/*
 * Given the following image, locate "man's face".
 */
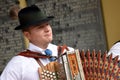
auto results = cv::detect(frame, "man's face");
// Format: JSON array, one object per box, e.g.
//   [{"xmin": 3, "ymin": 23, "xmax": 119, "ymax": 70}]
[{"xmin": 24, "ymin": 22, "xmax": 53, "ymax": 47}]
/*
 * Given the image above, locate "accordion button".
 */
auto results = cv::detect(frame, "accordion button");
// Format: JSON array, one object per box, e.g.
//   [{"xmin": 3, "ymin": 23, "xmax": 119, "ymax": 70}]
[
  {"xmin": 47, "ymin": 74, "xmax": 50, "ymax": 77},
  {"xmin": 52, "ymin": 72, "xmax": 55, "ymax": 75},
  {"xmin": 41, "ymin": 72, "xmax": 44, "ymax": 75},
  {"xmin": 49, "ymin": 72, "xmax": 52, "ymax": 74},
  {"xmin": 46, "ymin": 70, "xmax": 49, "ymax": 73},
  {"xmin": 41, "ymin": 75, "xmax": 45, "ymax": 78},
  {"xmin": 44, "ymin": 73, "xmax": 47, "ymax": 76},
  {"xmin": 53, "ymin": 76, "xmax": 57, "ymax": 79},
  {"xmin": 50, "ymin": 75, "xmax": 53, "ymax": 78}
]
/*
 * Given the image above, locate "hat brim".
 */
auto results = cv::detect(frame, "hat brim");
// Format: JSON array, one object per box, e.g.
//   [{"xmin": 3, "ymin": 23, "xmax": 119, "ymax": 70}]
[{"xmin": 15, "ymin": 16, "xmax": 54, "ymax": 30}]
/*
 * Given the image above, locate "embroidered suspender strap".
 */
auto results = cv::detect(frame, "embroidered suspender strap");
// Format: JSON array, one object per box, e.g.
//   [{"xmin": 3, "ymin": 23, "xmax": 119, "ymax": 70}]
[
  {"xmin": 18, "ymin": 45, "xmax": 69, "ymax": 66},
  {"xmin": 18, "ymin": 50, "xmax": 51, "ymax": 59},
  {"xmin": 18, "ymin": 50, "xmax": 49, "ymax": 67}
]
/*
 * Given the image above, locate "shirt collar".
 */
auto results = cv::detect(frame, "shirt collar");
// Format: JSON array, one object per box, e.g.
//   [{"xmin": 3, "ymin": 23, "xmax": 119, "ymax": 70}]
[{"xmin": 28, "ymin": 43, "xmax": 51, "ymax": 54}]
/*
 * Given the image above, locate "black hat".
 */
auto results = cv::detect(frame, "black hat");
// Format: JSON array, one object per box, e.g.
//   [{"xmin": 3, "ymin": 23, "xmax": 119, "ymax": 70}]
[{"xmin": 15, "ymin": 5, "xmax": 54, "ymax": 30}]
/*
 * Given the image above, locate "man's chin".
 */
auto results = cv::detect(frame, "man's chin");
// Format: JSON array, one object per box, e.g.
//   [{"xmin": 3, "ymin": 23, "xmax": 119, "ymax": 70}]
[{"xmin": 48, "ymin": 39, "xmax": 53, "ymax": 43}]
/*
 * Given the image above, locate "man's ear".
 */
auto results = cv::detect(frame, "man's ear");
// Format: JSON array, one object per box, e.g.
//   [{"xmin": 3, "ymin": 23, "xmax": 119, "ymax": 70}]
[{"xmin": 23, "ymin": 31, "xmax": 31, "ymax": 40}]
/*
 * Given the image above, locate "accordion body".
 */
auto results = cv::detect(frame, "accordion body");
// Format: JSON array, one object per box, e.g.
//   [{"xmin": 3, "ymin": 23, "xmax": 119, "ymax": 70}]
[{"xmin": 38, "ymin": 49, "xmax": 120, "ymax": 80}]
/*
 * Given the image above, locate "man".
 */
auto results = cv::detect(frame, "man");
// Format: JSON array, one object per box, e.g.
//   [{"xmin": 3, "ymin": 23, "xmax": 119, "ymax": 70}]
[
  {"xmin": 108, "ymin": 40, "xmax": 120, "ymax": 60},
  {"xmin": 0, "ymin": 5, "xmax": 74, "ymax": 80}
]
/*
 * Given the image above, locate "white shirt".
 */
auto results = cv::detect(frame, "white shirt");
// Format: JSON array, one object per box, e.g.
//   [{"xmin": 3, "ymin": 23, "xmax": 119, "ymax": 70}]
[
  {"xmin": 108, "ymin": 42, "xmax": 120, "ymax": 60},
  {"xmin": 0, "ymin": 43, "xmax": 74, "ymax": 80}
]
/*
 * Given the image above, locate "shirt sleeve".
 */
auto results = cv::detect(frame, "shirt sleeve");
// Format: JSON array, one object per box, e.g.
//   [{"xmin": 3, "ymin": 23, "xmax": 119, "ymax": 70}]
[
  {"xmin": 0, "ymin": 57, "xmax": 22, "ymax": 80},
  {"xmin": 108, "ymin": 42, "xmax": 120, "ymax": 59}
]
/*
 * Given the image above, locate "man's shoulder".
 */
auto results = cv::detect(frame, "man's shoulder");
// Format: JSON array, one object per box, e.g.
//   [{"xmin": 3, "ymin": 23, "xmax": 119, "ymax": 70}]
[
  {"xmin": 10, "ymin": 56, "xmax": 25, "ymax": 62},
  {"xmin": 49, "ymin": 43, "xmax": 57, "ymax": 47},
  {"xmin": 8, "ymin": 54, "xmax": 34, "ymax": 65},
  {"xmin": 112, "ymin": 42, "xmax": 120, "ymax": 48},
  {"xmin": 50, "ymin": 43, "xmax": 73, "ymax": 48},
  {"xmin": 114, "ymin": 40, "xmax": 120, "ymax": 44}
]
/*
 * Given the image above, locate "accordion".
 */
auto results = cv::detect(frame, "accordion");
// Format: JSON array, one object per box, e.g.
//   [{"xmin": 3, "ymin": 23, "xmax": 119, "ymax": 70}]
[{"xmin": 38, "ymin": 49, "xmax": 120, "ymax": 80}]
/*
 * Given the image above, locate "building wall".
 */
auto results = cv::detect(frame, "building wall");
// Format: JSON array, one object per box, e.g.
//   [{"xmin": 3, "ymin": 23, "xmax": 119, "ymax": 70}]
[
  {"xmin": 0, "ymin": 0, "xmax": 25, "ymax": 73},
  {"xmin": 102, "ymin": 0, "xmax": 120, "ymax": 49}
]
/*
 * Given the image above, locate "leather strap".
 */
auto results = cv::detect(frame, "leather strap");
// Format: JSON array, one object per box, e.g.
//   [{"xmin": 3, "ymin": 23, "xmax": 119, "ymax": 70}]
[
  {"xmin": 18, "ymin": 45, "xmax": 69, "ymax": 66},
  {"xmin": 18, "ymin": 50, "xmax": 52, "ymax": 58},
  {"xmin": 34, "ymin": 58, "xmax": 44, "ymax": 68},
  {"xmin": 18, "ymin": 50, "xmax": 50, "ymax": 67},
  {"xmin": 57, "ymin": 45, "xmax": 69, "ymax": 56},
  {"xmin": 56, "ymin": 45, "xmax": 69, "ymax": 60}
]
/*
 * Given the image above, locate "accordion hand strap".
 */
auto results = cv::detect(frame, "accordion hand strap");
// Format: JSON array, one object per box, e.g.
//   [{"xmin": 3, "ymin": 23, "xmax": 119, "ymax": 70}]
[
  {"xmin": 57, "ymin": 45, "xmax": 69, "ymax": 55},
  {"xmin": 56, "ymin": 45, "xmax": 69, "ymax": 61}
]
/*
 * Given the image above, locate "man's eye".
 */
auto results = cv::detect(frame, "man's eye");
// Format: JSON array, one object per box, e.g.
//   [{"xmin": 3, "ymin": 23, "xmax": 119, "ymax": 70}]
[
  {"xmin": 38, "ymin": 26, "xmax": 43, "ymax": 28},
  {"xmin": 46, "ymin": 23, "xmax": 49, "ymax": 25}
]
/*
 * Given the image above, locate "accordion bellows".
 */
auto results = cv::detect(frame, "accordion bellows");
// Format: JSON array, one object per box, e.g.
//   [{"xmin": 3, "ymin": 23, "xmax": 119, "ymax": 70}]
[
  {"xmin": 80, "ymin": 50, "xmax": 120, "ymax": 80},
  {"xmin": 38, "ymin": 49, "xmax": 120, "ymax": 80}
]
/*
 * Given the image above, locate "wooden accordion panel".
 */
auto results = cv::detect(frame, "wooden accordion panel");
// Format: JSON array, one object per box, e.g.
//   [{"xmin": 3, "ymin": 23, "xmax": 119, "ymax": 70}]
[
  {"xmin": 38, "ymin": 49, "xmax": 120, "ymax": 80},
  {"xmin": 38, "ymin": 62, "xmax": 66, "ymax": 80}
]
